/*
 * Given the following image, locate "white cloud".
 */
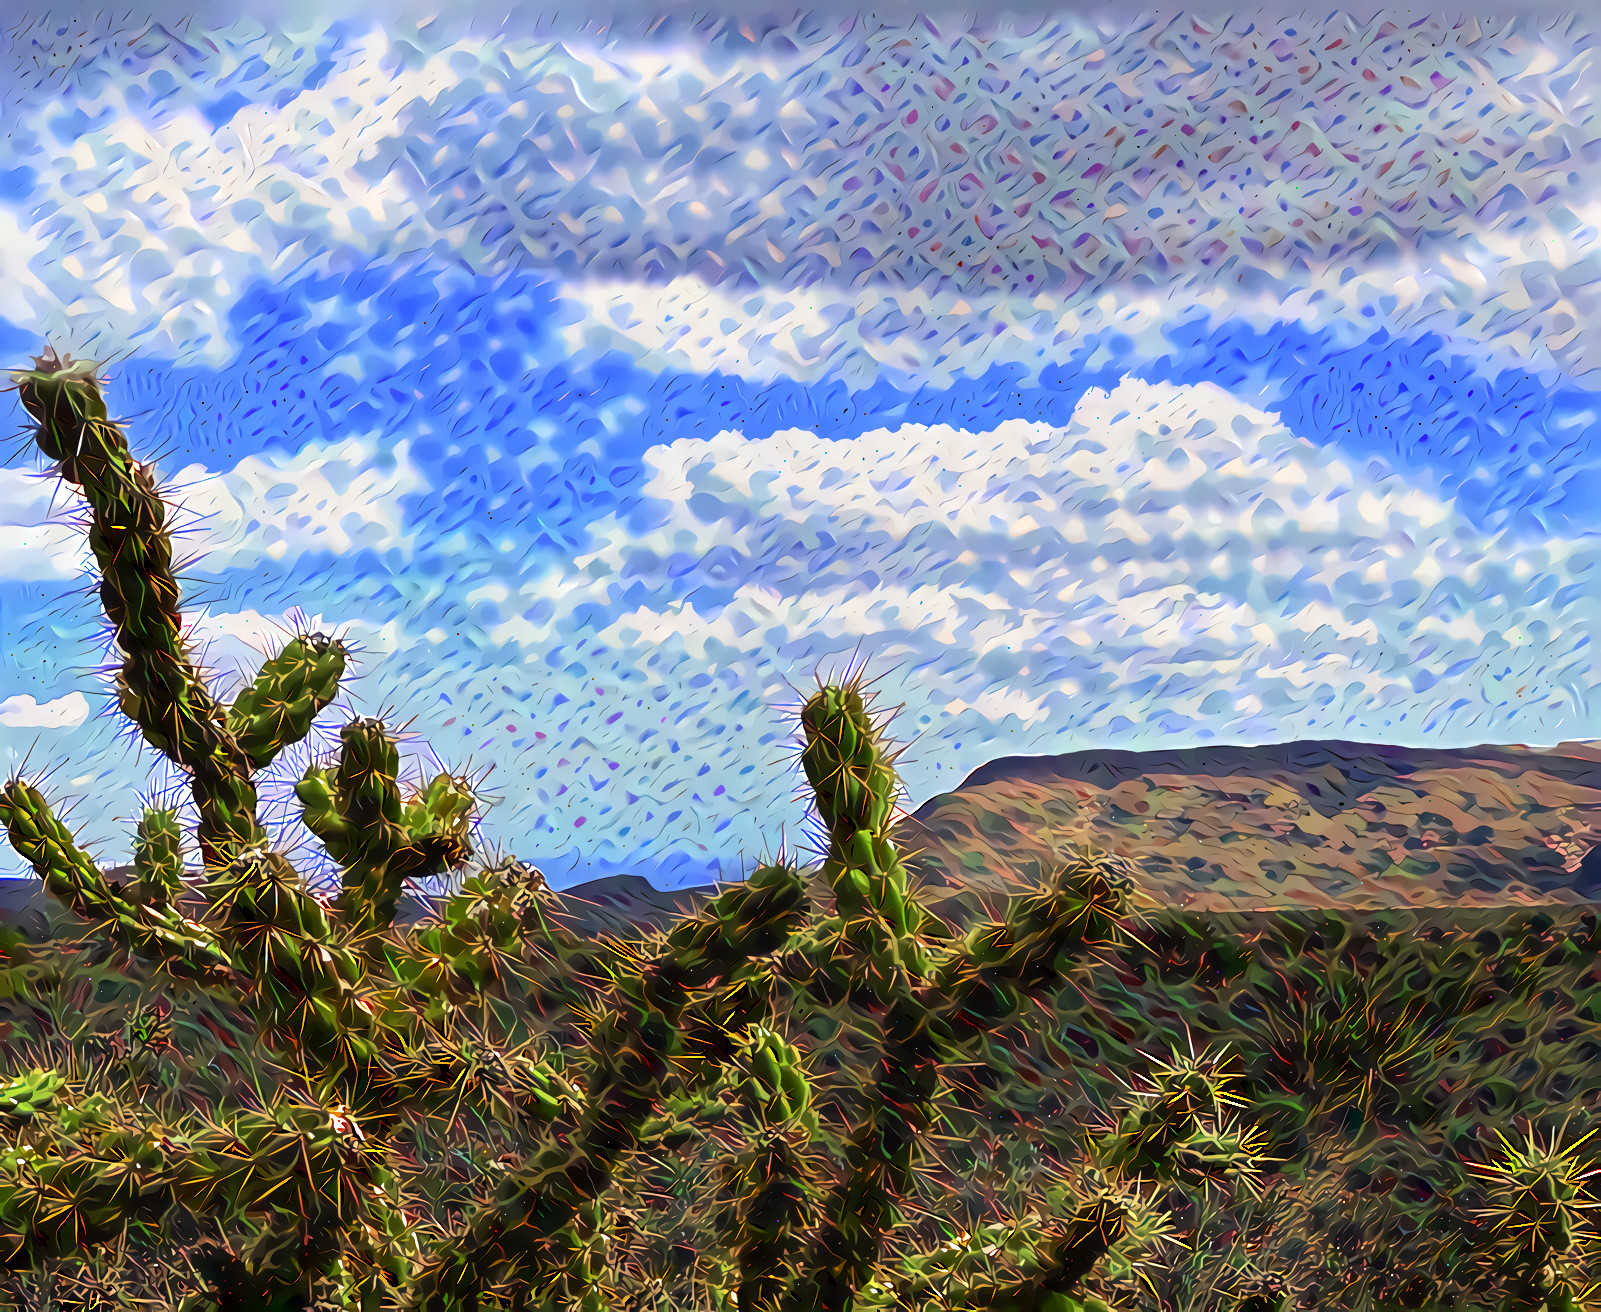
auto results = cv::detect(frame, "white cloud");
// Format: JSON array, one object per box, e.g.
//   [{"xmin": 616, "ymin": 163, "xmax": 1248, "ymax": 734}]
[
  {"xmin": 525, "ymin": 377, "xmax": 1596, "ymax": 757},
  {"xmin": 185, "ymin": 606, "xmax": 414, "ymax": 692},
  {"xmin": 0, "ymin": 467, "xmax": 92, "ymax": 580},
  {"xmin": 165, "ymin": 436, "xmax": 426, "ymax": 567},
  {"xmin": 945, "ymin": 686, "xmax": 1053, "ymax": 728},
  {"xmin": 6, "ymin": 12, "xmax": 1598, "ymax": 386},
  {"xmin": 0, "ymin": 435, "xmax": 424, "ymax": 581},
  {"xmin": 0, "ymin": 204, "xmax": 49, "ymax": 310},
  {"xmin": 556, "ymin": 231, "xmax": 1601, "ymax": 392},
  {"xmin": 0, "ymin": 692, "xmax": 90, "ymax": 728},
  {"xmin": 301, "ymin": 373, "xmax": 1587, "ymax": 888},
  {"xmin": 5, "ymin": 28, "xmax": 491, "ymax": 366}
]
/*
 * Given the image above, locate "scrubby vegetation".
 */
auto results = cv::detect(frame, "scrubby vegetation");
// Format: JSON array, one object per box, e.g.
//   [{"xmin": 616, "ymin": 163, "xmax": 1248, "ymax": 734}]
[{"xmin": 0, "ymin": 349, "xmax": 1597, "ymax": 1312}]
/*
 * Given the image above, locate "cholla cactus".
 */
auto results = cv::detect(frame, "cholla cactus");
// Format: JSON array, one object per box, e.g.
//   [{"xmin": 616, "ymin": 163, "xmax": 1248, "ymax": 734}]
[
  {"xmin": 1466, "ymin": 1117, "xmax": 1601, "ymax": 1311},
  {"xmin": 0, "ymin": 1069, "xmax": 65, "ymax": 1124},
  {"xmin": 0, "ymin": 348, "xmax": 1226, "ymax": 1312}
]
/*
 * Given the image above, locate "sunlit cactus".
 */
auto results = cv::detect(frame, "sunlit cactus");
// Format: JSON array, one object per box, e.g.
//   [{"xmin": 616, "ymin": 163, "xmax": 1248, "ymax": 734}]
[
  {"xmin": 133, "ymin": 805, "xmax": 186, "ymax": 908},
  {"xmin": 1466, "ymin": 1118, "xmax": 1601, "ymax": 1312},
  {"xmin": 0, "ymin": 347, "xmax": 1256, "ymax": 1312},
  {"xmin": 1092, "ymin": 1038, "xmax": 1261, "ymax": 1186}
]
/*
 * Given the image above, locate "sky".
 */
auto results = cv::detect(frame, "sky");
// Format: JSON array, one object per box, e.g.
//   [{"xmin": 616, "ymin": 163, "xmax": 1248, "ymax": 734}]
[{"xmin": 1, "ymin": 4, "xmax": 1599, "ymax": 891}]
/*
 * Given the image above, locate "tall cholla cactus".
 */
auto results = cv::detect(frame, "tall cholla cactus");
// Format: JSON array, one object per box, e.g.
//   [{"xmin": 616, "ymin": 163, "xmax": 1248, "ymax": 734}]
[{"xmin": 0, "ymin": 348, "xmax": 1218, "ymax": 1312}]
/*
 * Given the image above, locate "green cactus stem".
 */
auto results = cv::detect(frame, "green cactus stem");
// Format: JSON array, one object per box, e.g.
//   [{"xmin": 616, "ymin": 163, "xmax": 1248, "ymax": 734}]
[
  {"xmin": 133, "ymin": 805, "xmax": 186, "ymax": 909},
  {"xmin": 1091, "ymin": 1042, "xmax": 1251, "ymax": 1179},
  {"xmin": 800, "ymin": 678, "xmax": 931, "ymax": 981},
  {"xmin": 0, "ymin": 778, "xmax": 235, "ymax": 986},
  {"xmin": 935, "ymin": 1199, "xmax": 1127, "ymax": 1312},
  {"xmin": 404, "ymin": 859, "xmax": 808, "ymax": 1309},
  {"xmin": 226, "ymin": 631, "xmax": 347, "ymax": 772},
  {"xmin": 296, "ymin": 718, "xmax": 476, "ymax": 938},
  {"xmin": 779, "ymin": 843, "xmax": 1142, "ymax": 1312},
  {"xmin": 11, "ymin": 351, "xmax": 267, "ymax": 874},
  {"xmin": 719, "ymin": 1023, "xmax": 821, "ymax": 1312},
  {"xmin": 1466, "ymin": 1121, "xmax": 1601, "ymax": 1312},
  {"xmin": 726, "ymin": 1130, "xmax": 818, "ymax": 1312},
  {"xmin": 775, "ymin": 678, "xmax": 954, "ymax": 1312},
  {"xmin": 0, "ymin": 1099, "xmax": 391, "ymax": 1279}
]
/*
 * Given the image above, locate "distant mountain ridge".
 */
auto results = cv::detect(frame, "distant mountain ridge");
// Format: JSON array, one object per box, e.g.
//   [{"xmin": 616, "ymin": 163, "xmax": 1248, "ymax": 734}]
[
  {"xmin": 953, "ymin": 738, "xmax": 1601, "ymax": 794},
  {"xmin": 0, "ymin": 870, "xmax": 719, "ymax": 944},
  {"xmin": 2, "ymin": 738, "xmax": 1597, "ymax": 939},
  {"xmin": 899, "ymin": 737, "xmax": 1601, "ymax": 913}
]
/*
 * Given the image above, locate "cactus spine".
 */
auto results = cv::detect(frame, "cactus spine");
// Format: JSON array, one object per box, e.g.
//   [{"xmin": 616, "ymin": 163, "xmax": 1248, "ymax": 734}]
[{"xmin": 1467, "ymin": 1121, "xmax": 1601, "ymax": 1312}]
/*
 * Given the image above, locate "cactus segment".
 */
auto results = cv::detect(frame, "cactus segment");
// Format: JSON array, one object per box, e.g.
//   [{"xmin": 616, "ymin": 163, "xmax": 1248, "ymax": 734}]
[
  {"xmin": 0, "ymin": 778, "xmax": 235, "ymax": 984},
  {"xmin": 134, "ymin": 805, "xmax": 186, "ymax": 909},
  {"xmin": 227, "ymin": 632, "xmax": 348, "ymax": 771},
  {"xmin": 11, "ymin": 351, "xmax": 266, "ymax": 874},
  {"xmin": 298, "ymin": 719, "xmax": 478, "ymax": 937},
  {"xmin": 403, "ymin": 855, "xmax": 811, "ymax": 1308},
  {"xmin": 201, "ymin": 843, "xmax": 378, "ymax": 1074}
]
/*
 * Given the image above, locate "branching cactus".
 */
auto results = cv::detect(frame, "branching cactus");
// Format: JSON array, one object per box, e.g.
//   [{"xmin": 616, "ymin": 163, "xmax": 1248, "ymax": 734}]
[{"xmin": 0, "ymin": 347, "xmax": 1252, "ymax": 1312}]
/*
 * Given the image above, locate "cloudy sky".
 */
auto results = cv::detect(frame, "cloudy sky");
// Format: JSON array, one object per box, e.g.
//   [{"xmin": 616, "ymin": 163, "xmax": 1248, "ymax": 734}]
[{"xmin": 1, "ymin": 4, "xmax": 1598, "ymax": 890}]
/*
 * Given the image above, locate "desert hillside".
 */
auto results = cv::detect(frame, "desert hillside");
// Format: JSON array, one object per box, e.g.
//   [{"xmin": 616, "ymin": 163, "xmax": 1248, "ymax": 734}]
[{"xmin": 892, "ymin": 738, "xmax": 1601, "ymax": 915}]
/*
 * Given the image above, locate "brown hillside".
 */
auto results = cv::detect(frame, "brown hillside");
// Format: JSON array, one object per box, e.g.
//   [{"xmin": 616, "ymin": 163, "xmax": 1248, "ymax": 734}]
[
  {"xmin": 4, "ymin": 739, "xmax": 1596, "ymax": 939},
  {"xmin": 891, "ymin": 738, "xmax": 1601, "ymax": 913}
]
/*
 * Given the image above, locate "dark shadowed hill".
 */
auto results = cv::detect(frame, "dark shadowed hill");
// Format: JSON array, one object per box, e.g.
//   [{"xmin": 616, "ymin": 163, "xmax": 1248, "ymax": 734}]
[{"xmin": 2, "ymin": 738, "xmax": 1597, "ymax": 939}]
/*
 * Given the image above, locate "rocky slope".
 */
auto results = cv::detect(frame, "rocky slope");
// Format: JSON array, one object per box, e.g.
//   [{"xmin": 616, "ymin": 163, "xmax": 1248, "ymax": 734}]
[{"xmin": 894, "ymin": 738, "xmax": 1601, "ymax": 914}]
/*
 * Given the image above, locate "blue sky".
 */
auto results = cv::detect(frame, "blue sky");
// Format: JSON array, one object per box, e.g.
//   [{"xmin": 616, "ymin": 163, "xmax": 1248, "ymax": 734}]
[{"xmin": 1, "ymin": 4, "xmax": 1599, "ymax": 891}]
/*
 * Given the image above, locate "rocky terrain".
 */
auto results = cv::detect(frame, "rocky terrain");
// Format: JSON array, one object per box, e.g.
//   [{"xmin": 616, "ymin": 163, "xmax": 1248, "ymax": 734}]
[{"xmin": 895, "ymin": 737, "xmax": 1601, "ymax": 916}]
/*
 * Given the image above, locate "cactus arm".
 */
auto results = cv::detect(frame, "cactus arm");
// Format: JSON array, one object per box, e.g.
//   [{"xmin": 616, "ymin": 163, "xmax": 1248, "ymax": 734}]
[
  {"xmin": 381, "ymin": 770, "xmax": 476, "ymax": 892},
  {"xmin": 227, "ymin": 632, "xmax": 348, "ymax": 771},
  {"xmin": 0, "ymin": 779, "xmax": 236, "ymax": 985},
  {"xmin": 323, "ymin": 718, "xmax": 411, "ymax": 934},
  {"xmin": 375, "ymin": 865, "xmax": 610, "ymax": 1036},
  {"xmin": 133, "ymin": 805, "xmax": 186, "ymax": 909},
  {"xmin": 0, "ymin": 1100, "xmax": 394, "ymax": 1302},
  {"xmin": 873, "ymin": 1205, "xmax": 1124, "ymax": 1312},
  {"xmin": 777, "ymin": 678, "xmax": 960, "ymax": 1312},
  {"xmin": 378, "ymin": 1031, "xmax": 583, "ymax": 1133},
  {"xmin": 724, "ymin": 1026, "xmax": 820, "ymax": 1312},
  {"xmin": 10, "ymin": 353, "xmax": 266, "ymax": 873},
  {"xmin": 303, "ymin": 719, "xmax": 476, "ymax": 938},
  {"xmin": 401, "ymin": 772, "xmax": 477, "ymax": 850},
  {"xmin": 938, "ymin": 1206, "xmax": 1128, "ymax": 1312},
  {"xmin": 784, "ymin": 681, "xmax": 1149, "ymax": 1312},
  {"xmin": 404, "ymin": 860, "xmax": 808, "ymax": 1309},
  {"xmin": 727, "ymin": 1131, "xmax": 818, "ymax": 1312},
  {"xmin": 202, "ymin": 844, "xmax": 383, "ymax": 1082},
  {"xmin": 927, "ymin": 851, "xmax": 1140, "ymax": 1049},
  {"xmin": 296, "ymin": 764, "xmax": 354, "ymax": 849},
  {"xmin": 800, "ymin": 682, "xmax": 931, "ymax": 980}
]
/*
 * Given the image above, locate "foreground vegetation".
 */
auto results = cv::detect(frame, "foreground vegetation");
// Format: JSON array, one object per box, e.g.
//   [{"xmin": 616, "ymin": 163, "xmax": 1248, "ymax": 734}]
[{"xmin": 0, "ymin": 348, "xmax": 1596, "ymax": 1311}]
